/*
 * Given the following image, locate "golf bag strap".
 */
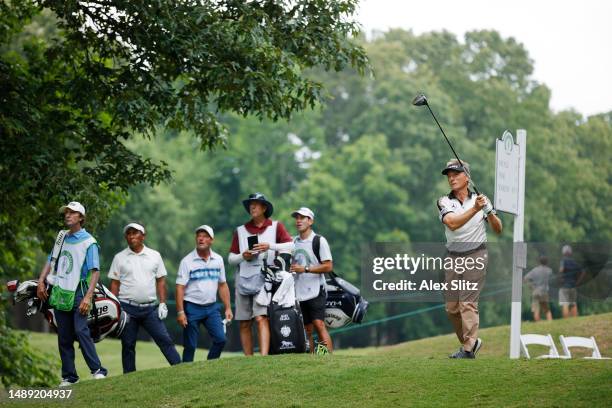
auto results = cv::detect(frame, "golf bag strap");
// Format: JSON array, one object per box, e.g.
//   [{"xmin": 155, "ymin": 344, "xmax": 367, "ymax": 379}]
[
  {"xmin": 83, "ymin": 280, "xmax": 99, "ymax": 341},
  {"xmin": 312, "ymin": 234, "xmax": 338, "ymax": 281},
  {"xmin": 50, "ymin": 230, "xmax": 68, "ymax": 275}
]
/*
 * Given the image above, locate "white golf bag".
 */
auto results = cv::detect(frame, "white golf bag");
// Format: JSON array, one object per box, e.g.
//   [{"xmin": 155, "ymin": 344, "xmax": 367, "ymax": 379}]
[{"xmin": 7, "ymin": 279, "xmax": 129, "ymax": 342}]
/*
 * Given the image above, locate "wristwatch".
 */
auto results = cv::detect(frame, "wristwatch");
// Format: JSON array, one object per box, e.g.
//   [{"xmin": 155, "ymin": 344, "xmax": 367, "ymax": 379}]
[{"xmin": 304, "ymin": 266, "xmax": 310, "ymax": 273}]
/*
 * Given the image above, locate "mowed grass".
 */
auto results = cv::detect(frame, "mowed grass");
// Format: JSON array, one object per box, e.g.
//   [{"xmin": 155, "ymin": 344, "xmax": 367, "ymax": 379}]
[
  {"xmin": 22, "ymin": 331, "xmax": 241, "ymax": 377},
  {"xmin": 341, "ymin": 311, "xmax": 612, "ymax": 358},
  {"xmin": 1, "ymin": 313, "xmax": 611, "ymax": 407}
]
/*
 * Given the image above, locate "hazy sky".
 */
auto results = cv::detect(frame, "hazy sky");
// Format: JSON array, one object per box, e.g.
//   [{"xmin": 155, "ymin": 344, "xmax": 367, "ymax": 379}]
[{"xmin": 357, "ymin": 0, "xmax": 612, "ymax": 117}]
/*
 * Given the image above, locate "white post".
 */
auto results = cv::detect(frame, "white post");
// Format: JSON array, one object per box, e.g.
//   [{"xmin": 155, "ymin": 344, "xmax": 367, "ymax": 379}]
[{"xmin": 509, "ymin": 129, "xmax": 527, "ymax": 358}]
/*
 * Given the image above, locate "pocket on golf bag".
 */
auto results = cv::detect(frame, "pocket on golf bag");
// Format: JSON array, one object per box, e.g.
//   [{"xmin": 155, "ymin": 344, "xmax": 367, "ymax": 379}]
[
  {"xmin": 268, "ymin": 302, "xmax": 308, "ymax": 355},
  {"xmin": 48, "ymin": 286, "xmax": 76, "ymax": 312}
]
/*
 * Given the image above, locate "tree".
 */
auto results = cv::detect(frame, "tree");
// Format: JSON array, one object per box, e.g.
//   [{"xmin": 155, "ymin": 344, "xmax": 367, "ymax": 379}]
[{"xmin": 0, "ymin": 0, "xmax": 367, "ymax": 387}]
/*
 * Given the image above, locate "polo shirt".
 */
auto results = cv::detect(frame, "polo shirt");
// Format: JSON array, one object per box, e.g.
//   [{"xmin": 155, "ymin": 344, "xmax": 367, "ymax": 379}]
[
  {"xmin": 108, "ymin": 245, "xmax": 167, "ymax": 304},
  {"xmin": 437, "ymin": 191, "xmax": 487, "ymax": 252},
  {"xmin": 176, "ymin": 249, "xmax": 226, "ymax": 305}
]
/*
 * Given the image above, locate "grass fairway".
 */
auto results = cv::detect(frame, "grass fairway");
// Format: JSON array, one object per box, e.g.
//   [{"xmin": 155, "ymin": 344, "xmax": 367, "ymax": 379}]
[{"xmin": 2, "ymin": 313, "xmax": 611, "ymax": 407}]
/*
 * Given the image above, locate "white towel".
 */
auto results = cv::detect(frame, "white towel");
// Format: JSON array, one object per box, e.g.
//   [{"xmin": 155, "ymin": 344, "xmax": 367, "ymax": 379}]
[
  {"xmin": 272, "ymin": 272, "xmax": 295, "ymax": 307},
  {"xmin": 255, "ymin": 280, "xmax": 272, "ymax": 306}
]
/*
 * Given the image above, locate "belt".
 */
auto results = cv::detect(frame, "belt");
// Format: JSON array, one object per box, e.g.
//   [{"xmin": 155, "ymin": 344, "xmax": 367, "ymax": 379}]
[
  {"xmin": 185, "ymin": 300, "xmax": 216, "ymax": 307},
  {"xmin": 447, "ymin": 243, "xmax": 486, "ymax": 257},
  {"xmin": 121, "ymin": 300, "xmax": 158, "ymax": 308}
]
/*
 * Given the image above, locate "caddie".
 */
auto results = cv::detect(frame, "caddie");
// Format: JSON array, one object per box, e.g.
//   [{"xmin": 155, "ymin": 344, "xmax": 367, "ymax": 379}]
[
  {"xmin": 227, "ymin": 193, "xmax": 293, "ymax": 356},
  {"xmin": 289, "ymin": 207, "xmax": 334, "ymax": 353},
  {"xmin": 36, "ymin": 201, "xmax": 108, "ymax": 386}
]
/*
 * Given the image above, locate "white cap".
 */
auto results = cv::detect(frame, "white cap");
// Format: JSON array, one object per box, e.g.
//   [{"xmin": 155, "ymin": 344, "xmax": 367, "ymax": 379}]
[
  {"xmin": 123, "ymin": 222, "xmax": 146, "ymax": 235},
  {"xmin": 291, "ymin": 207, "xmax": 315, "ymax": 219},
  {"xmin": 59, "ymin": 201, "xmax": 86, "ymax": 216},
  {"xmin": 195, "ymin": 224, "xmax": 214, "ymax": 238}
]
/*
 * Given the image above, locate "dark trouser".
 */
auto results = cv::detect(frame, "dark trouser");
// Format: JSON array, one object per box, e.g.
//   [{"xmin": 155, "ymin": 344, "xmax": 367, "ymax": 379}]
[
  {"xmin": 55, "ymin": 289, "xmax": 107, "ymax": 382},
  {"xmin": 120, "ymin": 302, "xmax": 181, "ymax": 373},
  {"xmin": 182, "ymin": 301, "xmax": 226, "ymax": 362}
]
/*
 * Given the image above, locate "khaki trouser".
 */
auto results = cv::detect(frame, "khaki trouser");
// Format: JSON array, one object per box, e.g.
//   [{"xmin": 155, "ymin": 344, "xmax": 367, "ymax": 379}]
[{"xmin": 444, "ymin": 247, "xmax": 487, "ymax": 352}]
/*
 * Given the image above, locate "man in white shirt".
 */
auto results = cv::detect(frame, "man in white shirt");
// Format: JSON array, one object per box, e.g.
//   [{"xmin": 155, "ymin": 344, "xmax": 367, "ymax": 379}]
[
  {"xmin": 108, "ymin": 222, "xmax": 181, "ymax": 373},
  {"xmin": 437, "ymin": 159, "xmax": 502, "ymax": 359},
  {"xmin": 176, "ymin": 225, "xmax": 233, "ymax": 362},
  {"xmin": 289, "ymin": 207, "xmax": 334, "ymax": 353}
]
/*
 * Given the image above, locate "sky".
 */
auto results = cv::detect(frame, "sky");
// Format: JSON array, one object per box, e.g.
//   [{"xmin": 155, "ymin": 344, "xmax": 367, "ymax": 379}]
[{"xmin": 356, "ymin": 0, "xmax": 612, "ymax": 117}]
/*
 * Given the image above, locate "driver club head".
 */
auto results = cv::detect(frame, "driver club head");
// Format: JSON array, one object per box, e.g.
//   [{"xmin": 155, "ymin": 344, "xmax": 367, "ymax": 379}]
[{"xmin": 412, "ymin": 94, "xmax": 428, "ymax": 106}]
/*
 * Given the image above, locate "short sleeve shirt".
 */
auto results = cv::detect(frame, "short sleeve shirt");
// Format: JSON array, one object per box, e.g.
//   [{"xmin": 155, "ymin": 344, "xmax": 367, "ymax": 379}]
[
  {"xmin": 524, "ymin": 265, "xmax": 553, "ymax": 293},
  {"xmin": 437, "ymin": 191, "xmax": 487, "ymax": 251},
  {"xmin": 48, "ymin": 229, "xmax": 99, "ymax": 280},
  {"xmin": 108, "ymin": 245, "xmax": 167, "ymax": 304},
  {"xmin": 176, "ymin": 249, "xmax": 226, "ymax": 305}
]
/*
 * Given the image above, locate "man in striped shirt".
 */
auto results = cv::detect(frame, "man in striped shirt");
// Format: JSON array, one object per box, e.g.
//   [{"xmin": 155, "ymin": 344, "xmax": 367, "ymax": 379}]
[{"xmin": 176, "ymin": 225, "xmax": 232, "ymax": 362}]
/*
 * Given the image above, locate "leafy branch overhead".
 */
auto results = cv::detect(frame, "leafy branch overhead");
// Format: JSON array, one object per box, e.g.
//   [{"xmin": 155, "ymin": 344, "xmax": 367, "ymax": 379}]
[
  {"xmin": 0, "ymin": 0, "xmax": 367, "ymax": 273},
  {"xmin": 42, "ymin": 0, "xmax": 368, "ymax": 143}
]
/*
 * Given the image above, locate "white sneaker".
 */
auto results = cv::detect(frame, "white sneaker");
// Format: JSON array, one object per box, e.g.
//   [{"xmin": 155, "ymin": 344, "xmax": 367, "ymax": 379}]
[
  {"xmin": 59, "ymin": 378, "xmax": 79, "ymax": 387},
  {"xmin": 92, "ymin": 369, "xmax": 107, "ymax": 380}
]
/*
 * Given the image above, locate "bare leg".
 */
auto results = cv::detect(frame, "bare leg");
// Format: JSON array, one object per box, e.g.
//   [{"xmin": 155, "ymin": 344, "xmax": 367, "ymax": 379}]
[
  {"xmin": 545, "ymin": 310, "xmax": 553, "ymax": 321},
  {"xmin": 561, "ymin": 305, "xmax": 570, "ymax": 318},
  {"xmin": 570, "ymin": 304, "xmax": 578, "ymax": 317},
  {"xmin": 255, "ymin": 316, "xmax": 270, "ymax": 356},
  {"xmin": 312, "ymin": 320, "xmax": 333, "ymax": 352},
  {"xmin": 239, "ymin": 320, "xmax": 254, "ymax": 356},
  {"xmin": 305, "ymin": 324, "xmax": 314, "ymax": 353}
]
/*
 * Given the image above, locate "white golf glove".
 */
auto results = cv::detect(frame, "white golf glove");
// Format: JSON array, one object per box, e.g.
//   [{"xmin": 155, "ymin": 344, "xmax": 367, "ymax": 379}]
[
  {"xmin": 483, "ymin": 196, "xmax": 494, "ymax": 215},
  {"xmin": 158, "ymin": 303, "xmax": 168, "ymax": 320}
]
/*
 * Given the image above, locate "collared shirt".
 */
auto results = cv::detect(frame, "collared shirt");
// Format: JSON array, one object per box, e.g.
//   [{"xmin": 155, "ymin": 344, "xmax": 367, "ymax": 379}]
[
  {"xmin": 176, "ymin": 249, "xmax": 226, "ymax": 305},
  {"xmin": 437, "ymin": 191, "xmax": 487, "ymax": 251},
  {"xmin": 229, "ymin": 218, "xmax": 292, "ymax": 254},
  {"xmin": 47, "ymin": 228, "xmax": 99, "ymax": 280},
  {"xmin": 108, "ymin": 245, "xmax": 167, "ymax": 304}
]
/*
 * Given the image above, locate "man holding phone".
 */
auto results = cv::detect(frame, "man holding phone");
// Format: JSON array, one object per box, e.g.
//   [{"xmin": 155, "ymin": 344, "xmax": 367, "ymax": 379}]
[{"xmin": 228, "ymin": 193, "xmax": 293, "ymax": 355}]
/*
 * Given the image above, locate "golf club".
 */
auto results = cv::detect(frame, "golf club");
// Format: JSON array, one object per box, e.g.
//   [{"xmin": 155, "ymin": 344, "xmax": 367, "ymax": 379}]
[{"xmin": 412, "ymin": 93, "xmax": 480, "ymax": 195}]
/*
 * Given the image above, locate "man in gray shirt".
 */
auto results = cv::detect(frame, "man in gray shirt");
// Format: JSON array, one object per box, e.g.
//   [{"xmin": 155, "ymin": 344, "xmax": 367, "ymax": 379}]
[{"xmin": 524, "ymin": 255, "xmax": 553, "ymax": 321}]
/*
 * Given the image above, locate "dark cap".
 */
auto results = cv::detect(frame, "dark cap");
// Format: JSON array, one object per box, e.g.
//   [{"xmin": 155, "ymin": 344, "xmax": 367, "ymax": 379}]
[
  {"xmin": 242, "ymin": 192, "xmax": 273, "ymax": 218},
  {"xmin": 441, "ymin": 162, "xmax": 468, "ymax": 175}
]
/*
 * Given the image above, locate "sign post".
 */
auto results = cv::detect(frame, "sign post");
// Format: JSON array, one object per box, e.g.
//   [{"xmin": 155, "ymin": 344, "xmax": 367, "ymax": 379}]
[{"xmin": 494, "ymin": 129, "xmax": 527, "ymax": 359}]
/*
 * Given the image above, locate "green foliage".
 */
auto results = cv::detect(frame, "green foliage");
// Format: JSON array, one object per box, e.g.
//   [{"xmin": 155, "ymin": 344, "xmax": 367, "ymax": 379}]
[{"xmin": 0, "ymin": 313, "xmax": 58, "ymax": 388}]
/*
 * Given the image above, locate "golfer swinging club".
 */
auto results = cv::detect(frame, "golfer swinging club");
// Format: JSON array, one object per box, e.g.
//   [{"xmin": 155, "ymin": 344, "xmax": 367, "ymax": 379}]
[{"xmin": 437, "ymin": 159, "xmax": 502, "ymax": 358}]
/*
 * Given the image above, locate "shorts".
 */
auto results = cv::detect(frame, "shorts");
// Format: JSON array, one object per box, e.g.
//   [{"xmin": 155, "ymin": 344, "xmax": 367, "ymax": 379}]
[
  {"xmin": 235, "ymin": 290, "xmax": 268, "ymax": 321},
  {"xmin": 299, "ymin": 288, "xmax": 326, "ymax": 325},
  {"xmin": 531, "ymin": 293, "xmax": 550, "ymax": 314},
  {"xmin": 559, "ymin": 287, "xmax": 577, "ymax": 306}
]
